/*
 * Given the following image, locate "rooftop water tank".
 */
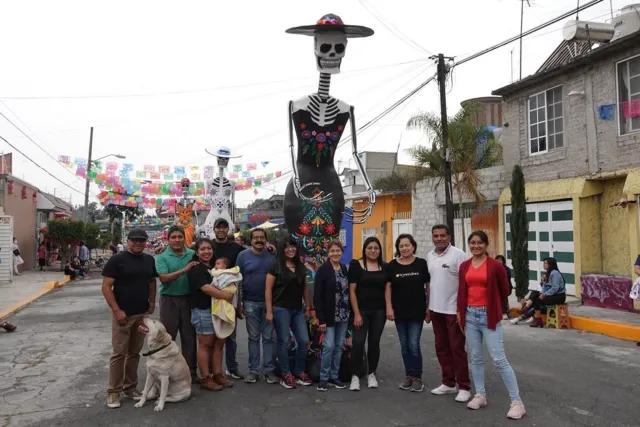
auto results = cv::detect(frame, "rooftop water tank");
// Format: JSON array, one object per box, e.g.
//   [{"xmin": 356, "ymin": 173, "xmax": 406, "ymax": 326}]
[
  {"xmin": 563, "ymin": 20, "xmax": 615, "ymax": 42},
  {"xmin": 610, "ymin": 4, "xmax": 640, "ymax": 42}
]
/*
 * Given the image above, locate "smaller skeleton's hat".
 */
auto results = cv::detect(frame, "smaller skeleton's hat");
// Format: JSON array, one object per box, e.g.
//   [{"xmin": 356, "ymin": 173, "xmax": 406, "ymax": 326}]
[
  {"xmin": 205, "ymin": 146, "xmax": 241, "ymax": 159},
  {"xmin": 286, "ymin": 13, "xmax": 374, "ymax": 38}
]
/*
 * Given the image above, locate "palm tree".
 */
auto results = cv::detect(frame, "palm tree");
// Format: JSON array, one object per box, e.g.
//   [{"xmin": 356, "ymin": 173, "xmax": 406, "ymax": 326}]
[{"xmin": 406, "ymin": 103, "xmax": 503, "ymax": 250}]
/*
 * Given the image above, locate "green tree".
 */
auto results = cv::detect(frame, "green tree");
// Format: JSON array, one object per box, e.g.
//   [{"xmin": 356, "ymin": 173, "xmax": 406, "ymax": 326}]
[
  {"xmin": 46, "ymin": 219, "xmax": 85, "ymax": 269},
  {"xmin": 84, "ymin": 223, "xmax": 101, "ymax": 252},
  {"xmin": 103, "ymin": 204, "xmax": 146, "ymax": 223},
  {"xmin": 100, "ymin": 231, "xmax": 114, "ymax": 248},
  {"xmin": 509, "ymin": 165, "xmax": 529, "ymax": 299},
  {"xmin": 407, "ymin": 103, "xmax": 503, "ymax": 249},
  {"xmin": 373, "ymin": 171, "xmax": 410, "ymax": 192},
  {"xmin": 73, "ymin": 202, "xmax": 106, "ymax": 222}
]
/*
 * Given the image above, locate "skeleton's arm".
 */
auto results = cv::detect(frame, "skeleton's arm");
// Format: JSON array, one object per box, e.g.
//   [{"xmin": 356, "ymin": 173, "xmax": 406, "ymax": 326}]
[
  {"xmin": 288, "ymin": 100, "xmax": 332, "ymax": 202},
  {"xmin": 344, "ymin": 105, "xmax": 376, "ymax": 224}
]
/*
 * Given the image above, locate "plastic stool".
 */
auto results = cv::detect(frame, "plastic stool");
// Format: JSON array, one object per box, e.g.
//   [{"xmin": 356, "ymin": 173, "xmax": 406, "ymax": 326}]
[{"xmin": 546, "ymin": 304, "xmax": 571, "ymax": 329}]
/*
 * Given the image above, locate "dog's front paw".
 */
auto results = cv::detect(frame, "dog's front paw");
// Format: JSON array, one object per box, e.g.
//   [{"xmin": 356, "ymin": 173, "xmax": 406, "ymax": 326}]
[
  {"xmin": 134, "ymin": 400, "xmax": 146, "ymax": 409},
  {"xmin": 154, "ymin": 402, "xmax": 165, "ymax": 412}
]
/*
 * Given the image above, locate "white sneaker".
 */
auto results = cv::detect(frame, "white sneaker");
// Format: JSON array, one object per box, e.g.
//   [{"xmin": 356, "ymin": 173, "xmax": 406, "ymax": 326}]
[
  {"xmin": 502, "ymin": 314, "xmax": 509, "ymax": 320},
  {"xmin": 455, "ymin": 389, "xmax": 472, "ymax": 402},
  {"xmin": 430, "ymin": 384, "xmax": 458, "ymax": 395},
  {"xmin": 525, "ymin": 317, "xmax": 534, "ymax": 324},
  {"xmin": 510, "ymin": 317, "xmax": 520, "ymax": 325},
  {"xmin": 367, "ymin": 373, "xmax": 379, "ymax": 388},
  {"xmin": 349, "ymin": 375, "xmax": 360, "ymax": 391}
]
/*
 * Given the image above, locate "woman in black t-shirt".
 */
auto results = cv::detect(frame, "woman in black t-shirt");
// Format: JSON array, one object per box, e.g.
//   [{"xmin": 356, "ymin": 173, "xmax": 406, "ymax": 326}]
[
  {"xmin": 387, "ymin": 234, "xmax": 430, "ymax": 393},
  {"xmin": 348, "ymin": 236, "xmax": 390, "ymax": 391},
  {"xmin": 265, "ymin": 236, "xmax": 312, "ymax": 390},
  {"xmin": 187, "ymin": 238, "xmax": 235, "ymax": 392}
]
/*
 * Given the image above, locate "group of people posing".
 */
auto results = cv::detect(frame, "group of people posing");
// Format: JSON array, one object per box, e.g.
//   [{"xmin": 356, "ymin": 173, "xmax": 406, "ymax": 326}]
[{"xmin": 100, "ymin": 220, "xmax": 574, "ymax": 421}]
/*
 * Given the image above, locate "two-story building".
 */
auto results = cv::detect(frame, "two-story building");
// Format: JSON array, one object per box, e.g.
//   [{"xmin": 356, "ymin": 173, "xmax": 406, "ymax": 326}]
[{"xmin": 493, "ymin": 6, "xmax": 640, "ymax": 310}]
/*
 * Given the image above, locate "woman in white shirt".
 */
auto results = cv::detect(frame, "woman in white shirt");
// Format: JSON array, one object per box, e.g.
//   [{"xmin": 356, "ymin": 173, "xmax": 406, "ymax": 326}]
[{"xmin": 12, "ymin": 238, "xmax": 24, "ymax": 276}]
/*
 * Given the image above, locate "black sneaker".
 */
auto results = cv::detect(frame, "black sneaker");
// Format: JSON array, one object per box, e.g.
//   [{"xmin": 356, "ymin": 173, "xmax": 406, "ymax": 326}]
[
  {"xmin": 191, "ymin": 373, "xmax": 200, "ymax": 384},
  {"xmin": 328, "ymin": 379, "xmax": 346, "ymax": 389},
  {"xmin": 317, "ymin": 380, "xmax": 328, "ymax": 392},
  {"xmin": 225, "ymin": 369, "xmax": 245, "ymax": 380}
]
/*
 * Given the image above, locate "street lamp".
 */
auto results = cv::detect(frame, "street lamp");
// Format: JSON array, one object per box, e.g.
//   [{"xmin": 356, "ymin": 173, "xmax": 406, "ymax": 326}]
[{"xmin": 83, "ymin": 127, "xmax": 127, "ymax": 222}]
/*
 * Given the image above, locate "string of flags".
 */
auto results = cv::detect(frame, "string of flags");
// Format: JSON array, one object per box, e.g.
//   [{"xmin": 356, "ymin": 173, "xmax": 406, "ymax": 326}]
[{"xmin": 57, "ymin": 155, "xmax": 273, "ymax": 181}]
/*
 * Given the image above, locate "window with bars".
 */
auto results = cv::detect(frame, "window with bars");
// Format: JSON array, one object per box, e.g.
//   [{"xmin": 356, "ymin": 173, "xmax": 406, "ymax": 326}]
[
  {"xmin": 617, "ymin": 55, "xmax": 640, "ymax": 136},
  {"xmin": 528, "ymin": 86, "xmax": 563, "ymax": 155}
]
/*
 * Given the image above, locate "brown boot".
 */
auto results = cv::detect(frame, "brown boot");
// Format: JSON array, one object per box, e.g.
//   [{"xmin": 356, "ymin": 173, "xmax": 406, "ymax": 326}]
[
  {"xmin": 213, "ymin": 373, "xmax": 234, "ymax": 388},
  {"xmin": 200, "ymin": 376, "xmax": 222, "ymax": 391},
  {"xmin": 529, "ymin": 312, "xmax": 544, "ymax": 328}
]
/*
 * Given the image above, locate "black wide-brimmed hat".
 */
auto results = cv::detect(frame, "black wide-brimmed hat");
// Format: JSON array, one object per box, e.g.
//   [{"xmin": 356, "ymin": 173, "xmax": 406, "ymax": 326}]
[{"xmin": 286, "ymin": 13, "xmax": 374, "ymax": 38}]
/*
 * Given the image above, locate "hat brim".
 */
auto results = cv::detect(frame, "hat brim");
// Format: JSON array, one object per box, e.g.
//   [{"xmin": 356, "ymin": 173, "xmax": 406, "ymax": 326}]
[
  {"xmin": 286, "ymin": 24, "xmax": 374, "ymax": 38},
  {"xmin": 205, "ymin": 147, "xmax": 242, "ymax": 159}
]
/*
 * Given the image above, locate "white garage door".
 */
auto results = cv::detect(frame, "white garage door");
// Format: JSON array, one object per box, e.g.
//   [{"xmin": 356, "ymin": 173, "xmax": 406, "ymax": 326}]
[{"xmin": 504, "ymin": 200, "xmax": 575, "ymax": 295}]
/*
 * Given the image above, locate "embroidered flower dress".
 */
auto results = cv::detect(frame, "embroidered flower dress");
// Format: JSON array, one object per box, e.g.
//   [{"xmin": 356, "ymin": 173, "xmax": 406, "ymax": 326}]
[{"xmin": 284, "ymin": 109, "xmax": 349, "ymax": 278}]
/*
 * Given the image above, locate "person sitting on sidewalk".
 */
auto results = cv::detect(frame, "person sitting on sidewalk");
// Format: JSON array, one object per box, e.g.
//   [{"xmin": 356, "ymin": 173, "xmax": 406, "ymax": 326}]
[
  {"xmin": 512, "ymin": 258, "xmax": 566, "ymax": 327},
  {"xmin": 510, "ymin": 275, "xmax": 544, "ymax": 325}
]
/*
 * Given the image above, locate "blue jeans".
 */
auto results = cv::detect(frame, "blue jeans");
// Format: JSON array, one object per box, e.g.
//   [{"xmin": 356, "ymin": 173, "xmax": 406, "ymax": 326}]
[
  {"xmin": 225, "ymin": 323, "xmax": 238, "ymax": 371},
  {"xmin": 320, "ymin": 321, "xmax": 349, "ymax": 381},
  {"xmin": 244, "ymin": 301, "xmax": 275, "ymax": 375},
  {"xmin": 395, "ymin": 319, "xmax": 424, "ymax": 378},
  {"xmin": 465, "ymin": 307, "xmax": 521, "ymax": 401},
  {"xmin": 273, "ymin": 306, "xmax": 309, "ymax": 376}
]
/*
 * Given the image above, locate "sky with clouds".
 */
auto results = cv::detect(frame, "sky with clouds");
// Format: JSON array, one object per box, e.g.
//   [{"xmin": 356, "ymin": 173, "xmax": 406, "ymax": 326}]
[{"xmin": 0, "ymin": 0, "xmax": 627, "ymax": 208}]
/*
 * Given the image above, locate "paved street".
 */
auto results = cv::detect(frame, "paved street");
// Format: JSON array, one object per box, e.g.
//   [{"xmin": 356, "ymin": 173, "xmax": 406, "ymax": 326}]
[{"xmin": 1, "ymin": 278, "xmax": 639, "ymax": 427}]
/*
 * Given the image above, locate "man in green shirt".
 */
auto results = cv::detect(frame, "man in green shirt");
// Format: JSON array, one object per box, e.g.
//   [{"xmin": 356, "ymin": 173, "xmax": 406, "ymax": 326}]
[{"xmin": 156, "ymin": 225, "xmax": 198, "ymax": 381}]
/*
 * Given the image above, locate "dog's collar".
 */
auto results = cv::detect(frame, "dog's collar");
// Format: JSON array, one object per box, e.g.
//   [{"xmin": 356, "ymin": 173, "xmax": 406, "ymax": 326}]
[{"xmin": 142, "ymin": 343, "xmax": 171, "ymax": 357}]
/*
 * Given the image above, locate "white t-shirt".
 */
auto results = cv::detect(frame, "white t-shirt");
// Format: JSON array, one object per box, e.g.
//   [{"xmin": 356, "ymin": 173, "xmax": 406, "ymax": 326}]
[{"xmin": 427, "ymin": 245, "xmax": 469, "ymax": 315}]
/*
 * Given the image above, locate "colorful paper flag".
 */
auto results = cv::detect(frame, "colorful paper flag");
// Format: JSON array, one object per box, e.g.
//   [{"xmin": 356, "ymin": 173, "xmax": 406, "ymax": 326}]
[
  {"xmin": 229, "ymin": 172, "xmax": 239, "ymax": 179},
  {"xmin": 158, "ymin": 165, "xmax": 171, "ymax": 174},
  {"xmin": 261, "ymin": 161, "xmax": 270, "ymax": 168},
  {"xmin": 136, "ymin": 171, "xmax": 147, "ymax": 178},
  {"xmin": 150, "ymin": 172, "xmax": 161, "ymax": 180},
  {"xmin": 174, "ymin": 166, "xmax": 186, "ymax": 175},
  {"xmin": 233, "ymin": 165, "xmax": 242, "ymax": 172},
  {"xmin": 191, "ymin": 173, "xmax": 201, "ymax": 180},
  {"xmin": 144, "ymin": 165, "xmax": 155, "ymax": 173},
  {"xmin": 163, "ymin": 173, "xmax": 173, "ymax": 180},
  {"xmin": 247, "ymin": 163, "xmax": 257, "ymax": 171},
  {"xmin": 275, "ymin": 171, "xmax": 282, "ymax": 178},
  {"xmin": 242, "ymin": 171, "xmax": 250, "ymax": 178}
]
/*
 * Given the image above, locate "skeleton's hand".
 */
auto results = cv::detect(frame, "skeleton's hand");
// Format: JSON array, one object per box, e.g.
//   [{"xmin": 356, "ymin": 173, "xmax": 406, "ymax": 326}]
[{"xmin": 293, "ymin": 178, "xmax": 333, "ymax": 203}]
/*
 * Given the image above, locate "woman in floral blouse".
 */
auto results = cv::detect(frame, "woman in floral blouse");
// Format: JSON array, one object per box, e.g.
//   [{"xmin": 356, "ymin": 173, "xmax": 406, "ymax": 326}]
[{"xmin": 313, "ymin": 239, "xmax": 350, "ymax": 392}]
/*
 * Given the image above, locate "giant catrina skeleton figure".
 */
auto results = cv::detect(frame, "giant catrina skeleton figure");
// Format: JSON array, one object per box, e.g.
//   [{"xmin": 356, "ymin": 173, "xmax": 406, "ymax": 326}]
[
  {"xmin": 202, "ymin": 146, "xmax": 239, "ymax": 238},
  {"xmin": 285, "ymin": 14, "xmax": 376, "ymax": 278}
]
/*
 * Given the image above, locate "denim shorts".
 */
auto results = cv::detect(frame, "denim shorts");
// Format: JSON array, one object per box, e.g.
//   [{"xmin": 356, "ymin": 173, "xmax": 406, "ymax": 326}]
[{"xmin": 191, "ymin": 308, "xmax": 215, "ymax": 335}]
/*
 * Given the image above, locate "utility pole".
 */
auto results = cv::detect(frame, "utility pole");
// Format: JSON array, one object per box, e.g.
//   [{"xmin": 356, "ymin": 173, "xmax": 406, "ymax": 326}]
[
  {"xmin": 435, "ymin": 53, "xmax": 456, "ymax": 245},
  {"xmin": 83, "ymin": 127, "xmax": 94, "ymax": 223},
  {"xmin": 519, "ymin": 0, "xmax": 530, "ymax": 80}
]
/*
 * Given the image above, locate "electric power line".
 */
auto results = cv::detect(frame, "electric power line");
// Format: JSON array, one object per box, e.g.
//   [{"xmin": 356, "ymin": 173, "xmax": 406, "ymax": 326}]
[
  {"xmin": 0, "ymin": 135, "xmax": 85, "ymax": 196},
  {"xmin": 358, "ymin": 0, "xmax": 433, "ymax": 56},
  {"xmin": 0, "ymin": 58, "xmax": 430, "ymax": 101}
]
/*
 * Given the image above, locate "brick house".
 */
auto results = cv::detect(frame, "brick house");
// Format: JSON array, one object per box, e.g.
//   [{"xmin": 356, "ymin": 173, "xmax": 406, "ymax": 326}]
[
  {"xmin": 0, "ymin": 175, "xmax": 39, "ymax": 271},
  {"xmin": 492, "ymin": 15, "xmax": 640, "ymax": 309}
]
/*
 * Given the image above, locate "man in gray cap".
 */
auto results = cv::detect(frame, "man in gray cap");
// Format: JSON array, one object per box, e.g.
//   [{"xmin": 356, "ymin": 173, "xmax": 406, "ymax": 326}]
[{"xmin": 101, "ymin": 228, "xmax": 158, "ymax": 409}]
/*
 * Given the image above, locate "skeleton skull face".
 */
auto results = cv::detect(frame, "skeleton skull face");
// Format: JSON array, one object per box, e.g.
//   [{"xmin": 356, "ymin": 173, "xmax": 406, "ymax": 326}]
[
  {"xmin": 217, "ymin": 156, "xmax": 229, "ymax": 168},
  {"xmin": 180, "ymin": 178, "xmax": 190, "ymax": 196},
  {"xmin": 314, "ymin": 32, "xmax": 347, "ymax": 74}
]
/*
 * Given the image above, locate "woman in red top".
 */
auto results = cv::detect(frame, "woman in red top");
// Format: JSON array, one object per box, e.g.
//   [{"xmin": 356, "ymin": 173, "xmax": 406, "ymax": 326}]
[{"xmin": 457, "ymin": 231, "xmax": 526, "ymax": 420}]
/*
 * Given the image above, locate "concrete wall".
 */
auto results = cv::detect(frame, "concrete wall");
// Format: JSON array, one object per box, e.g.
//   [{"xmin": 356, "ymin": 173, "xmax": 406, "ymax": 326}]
[
  {"xmin": 412, "ymin": 166, "xmax": 505, "ymax": 259},
  {"xmin": 2, "ymin": 177, "xmax": 38, "ymax": 271},
  {"xmin": 600, "ymin": 178, "xmax": 630, "ymax": 276},
  {"xmin": 500, "ymin": 45, "xmax": 640, "ymax": 184}
]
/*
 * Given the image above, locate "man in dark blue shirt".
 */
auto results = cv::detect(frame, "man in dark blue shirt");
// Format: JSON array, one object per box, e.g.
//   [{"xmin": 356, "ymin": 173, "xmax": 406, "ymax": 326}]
[{"xmin": 236, "ymin": 228, "xmax": 276, "ymax": 384}]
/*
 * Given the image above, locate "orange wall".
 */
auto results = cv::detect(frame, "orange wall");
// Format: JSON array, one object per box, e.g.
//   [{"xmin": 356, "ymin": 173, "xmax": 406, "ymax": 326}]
[{"xmin": 351, "ymin": 193, "xmax": 411, "ymax": 262}]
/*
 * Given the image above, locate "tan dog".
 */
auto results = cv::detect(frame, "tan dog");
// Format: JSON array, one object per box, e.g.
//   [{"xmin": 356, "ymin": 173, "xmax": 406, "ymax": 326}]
[{"xmin": 134, "ymin": 317, "xmax": 191, "ymax": 411}]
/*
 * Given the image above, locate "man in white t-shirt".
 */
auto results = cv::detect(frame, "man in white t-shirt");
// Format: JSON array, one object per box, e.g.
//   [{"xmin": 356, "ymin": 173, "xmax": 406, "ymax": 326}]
[{"xmin": 426, "ymin": 224, "xmax": 471, "ymax": 403}]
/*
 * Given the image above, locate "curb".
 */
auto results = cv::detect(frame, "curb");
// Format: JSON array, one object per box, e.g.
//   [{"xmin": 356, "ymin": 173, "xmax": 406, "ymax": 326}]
[
  {"xmin": 508, "ymin": 307, "xmax": 640, "ymax": 342},
  {"xmin": 0, "ymin": 277, "xmax": 71, "ymax": 320},
  {"xmin": 570, "ymin": 316, "xmax": 640, "ymax": 342}
]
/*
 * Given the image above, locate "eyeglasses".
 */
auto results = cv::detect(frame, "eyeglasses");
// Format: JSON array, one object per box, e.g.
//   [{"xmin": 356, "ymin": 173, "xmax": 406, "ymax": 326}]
[{"xmin": 130, "ymin": 239, "xmax": 146, "ymax": 244}]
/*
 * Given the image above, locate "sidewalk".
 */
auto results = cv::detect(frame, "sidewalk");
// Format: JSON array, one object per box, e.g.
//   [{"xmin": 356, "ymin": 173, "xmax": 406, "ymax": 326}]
[
  {"xmin": 508, "ymin": 294, "xmax": 640, "ymax": 342},
  {"xmin": 0, "ymin": 269, "xmax": 70, "ymax": 319}
]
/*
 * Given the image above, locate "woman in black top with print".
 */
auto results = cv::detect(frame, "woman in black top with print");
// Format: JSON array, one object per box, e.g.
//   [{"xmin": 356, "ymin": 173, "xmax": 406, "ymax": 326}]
[
  {"xmin": 187, "ymin": 238, "xmax": 235, "ymax": 392},
  {"xmin": 348, "ymin": 236, "xmax": 390, "ymax": 391},
  {"xmin": 386, "ymin": 234, "xmax": 430, "ymax": 392},
  {"xmin": 265, "ymin": 236, "xmax": 312, "ymax": 390},
  {"xmin": 313, "ymin": 239, "xmax": 350, "ymax": 392}
]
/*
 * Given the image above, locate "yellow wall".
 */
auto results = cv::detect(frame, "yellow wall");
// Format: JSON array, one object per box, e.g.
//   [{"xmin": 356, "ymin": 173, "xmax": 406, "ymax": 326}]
[
  {"xmin": 600, "ymin": 178, "xmax": 630, "ymax": 276},
  {"xmin": 352, "ymin": 193, "xmax": 411, "ymax": 262},
  {"xmin": 579, "ymin": 195, "xmax": 602, "ymax": 273}
]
